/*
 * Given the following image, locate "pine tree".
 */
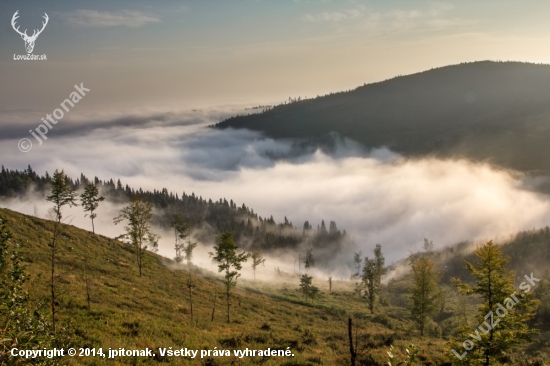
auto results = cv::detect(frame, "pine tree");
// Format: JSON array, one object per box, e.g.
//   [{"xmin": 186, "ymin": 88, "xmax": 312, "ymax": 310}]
[
  {"xmin": 46, "ymin": 169, "xmax": 78, "ymax": 332},
  {"xmin": 211, "ymin": 232, "xmax": 249, "ymax": 323},
  {"xmin": 410, "ymin": 256, "xmax": 439, "ymax": 336},
  {"xmin": 450, "ymin": 241, "xmax": 539, "ymax": 365}
]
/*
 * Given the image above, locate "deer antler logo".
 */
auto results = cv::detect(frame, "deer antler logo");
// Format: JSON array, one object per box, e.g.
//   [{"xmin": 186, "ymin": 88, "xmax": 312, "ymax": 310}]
[{"xmin": 12, "ymin": 11, "xmax": 49, "ymax": 54}]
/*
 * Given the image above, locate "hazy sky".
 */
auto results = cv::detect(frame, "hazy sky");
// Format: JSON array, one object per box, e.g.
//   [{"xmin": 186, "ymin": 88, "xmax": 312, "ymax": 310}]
[{"xmin": 1, "ymin": 0, "xmax": 550, "ymax": 114}]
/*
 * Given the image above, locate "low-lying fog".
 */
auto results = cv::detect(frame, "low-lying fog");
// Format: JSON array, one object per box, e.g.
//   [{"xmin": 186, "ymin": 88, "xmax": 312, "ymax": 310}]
[{"xmin": 2, "ymin": 108, "xmax": 550, "ymax": 279}]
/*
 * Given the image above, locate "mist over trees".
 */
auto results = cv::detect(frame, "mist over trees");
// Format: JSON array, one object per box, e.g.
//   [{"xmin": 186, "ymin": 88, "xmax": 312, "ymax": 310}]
[
  {"xmin": 0, "ymin": 163, "xmax": 549, "ymax": 365},
  {"xmin": 0, "ymin": 166, "xmax": 350, "ymax": 260}
]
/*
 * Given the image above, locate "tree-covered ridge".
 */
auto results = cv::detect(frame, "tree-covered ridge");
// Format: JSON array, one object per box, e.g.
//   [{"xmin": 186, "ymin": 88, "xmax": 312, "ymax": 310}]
[
  {"xmin": 0, "ymin": 165, "xmax": 348, "ymax": 255},
  {"xmin": 214, "ymin": 61, "xmax": 550, "ymax": 177}
]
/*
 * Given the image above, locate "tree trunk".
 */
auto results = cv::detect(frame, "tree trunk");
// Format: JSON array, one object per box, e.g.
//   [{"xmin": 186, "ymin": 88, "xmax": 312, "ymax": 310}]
[
  {"xmin": 85, "ymin": 256, "xmax": 91, "ymax": 312},
  {"xmin": 138, "ymin": 244, "xmax": 142, "ymax": 277},
  {"xmin": 227, "ymin": 289, "xmax": 230, "ymax": 323},
  {"xmin": 187, "ymin": 276, "xmax": 194, "ymax": 323},
  {"xmin": 50, "ymin": 220, "xmax": 59, "ymax": 334},
  {"xmin": 348, "ymin": 318, "xmax": 356, "ymax": 366},
  {"xmin": 211, "ymin": 287, "xmax": 217, "ymax": 322}
]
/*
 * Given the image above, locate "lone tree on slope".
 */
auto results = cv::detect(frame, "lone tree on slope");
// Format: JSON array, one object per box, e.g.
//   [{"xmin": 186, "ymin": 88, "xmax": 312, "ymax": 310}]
[{"xmin": 211, "ymin": 232, "xmax": 249, "ymax": 323}]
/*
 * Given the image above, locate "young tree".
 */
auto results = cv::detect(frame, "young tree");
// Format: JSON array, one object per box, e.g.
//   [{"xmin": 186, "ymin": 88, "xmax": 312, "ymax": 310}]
[
  {"xmin": 183, "ymin": 238, "xmax": 198, "ymax": 267},
  {"xmin": 113, "ymin": 195, "xmax": 159, "ymax": 277},
  {"xmin": 211, "ymin": 286, "xmax": 218, "ymax": 322},
  {"xmin": 80, "ymin": 183, "xmax": 104, "ymax": 234},
  {"xmin": 410, "ymin": 256, "xmax": 439, "ymax": 336},
  {"xmin": 80, "ymin": 183, "xmax": 104, "ymax": 312},
  {"xmin": 251, "ymin": 247, "xmax": 266, "ymax": 282},
  {"xmin": 299, "ymin": 274, "xmax": 319, "ymax": 302},
  {"xmin": 46, "ymin": 169, "xmax": 78, "ymax": 332},
  {"xmin": 211, "ymin": 232, "xmax": 249, "ymax": 323},
  {"xmin": 186, "ymin": 276, "xmax": 195, "ymax": 323},
  {"xmin": 304, "ymin": 247, "xmax": 315, "ymax": 273},
  {"xmin": 423, "ymin": 238, "xmax": 434, "ymax": 253},
  {"xmin": 170, "ymin": 213, "xmax": 189, "ymax": 264},
  {"xmin": 373, "ymin": 244, "xmax": 387, "ymax": 288},
  {"xmin": 353, "ymin": 251, "xmax": 363, "ymax": 279},
  {"xmin": 451, "ymin": 241, "xmax": 539, "ymax": 365},
  {"xmin": 362, "ymin": 257, "xmax": 377, "ymax": 314}
]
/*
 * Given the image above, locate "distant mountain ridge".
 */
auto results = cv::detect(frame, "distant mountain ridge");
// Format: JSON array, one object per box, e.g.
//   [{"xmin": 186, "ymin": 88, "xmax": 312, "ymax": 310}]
[{"xmin": 214, "ymin": 61, "xmax": 550, "ymax": 177}]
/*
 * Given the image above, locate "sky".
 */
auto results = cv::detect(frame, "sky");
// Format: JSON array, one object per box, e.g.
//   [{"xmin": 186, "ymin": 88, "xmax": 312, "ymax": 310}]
[
  {"xmin": 2, "ymin": 1, "xmax": 550, "ymax": 265},
  {"xmin": 1, "ymin": 0, "xmax": 550, "ymax": 114}
]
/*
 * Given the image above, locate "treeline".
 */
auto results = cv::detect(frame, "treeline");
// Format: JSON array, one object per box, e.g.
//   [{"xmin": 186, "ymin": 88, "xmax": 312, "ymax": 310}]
[{"xmin": 0, "ymin": 165, "xmax": 348, "ymax": 254}]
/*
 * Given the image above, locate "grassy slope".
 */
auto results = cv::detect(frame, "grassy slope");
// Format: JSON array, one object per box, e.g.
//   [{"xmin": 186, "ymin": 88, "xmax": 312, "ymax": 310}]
[
  {"xmin": 215, "ymin": 61, "xmax": 550, "ymax": 176},
  {"xmin": 1, "ymin": 208, "xmax": 451, "ymax": 366}
]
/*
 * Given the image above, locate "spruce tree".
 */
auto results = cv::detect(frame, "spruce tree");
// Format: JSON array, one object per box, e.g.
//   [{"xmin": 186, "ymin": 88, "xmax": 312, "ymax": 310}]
[
  {"xmin": 450, "ymin": 241, "xmax": 539, "ymax": 365},
  {"xmin": 299, "ymin": 274, "xmax": 319, "ymax": 302},
  {"xmin": 410, "ymin": 256, "xmax": 439, "ymax": 336}
]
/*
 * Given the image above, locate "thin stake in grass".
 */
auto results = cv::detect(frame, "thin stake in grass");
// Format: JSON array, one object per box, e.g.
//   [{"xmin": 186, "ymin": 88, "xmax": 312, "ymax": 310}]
[{"xmin": 187, "ymin": 276, "xmax": 195, "ymax": 323}]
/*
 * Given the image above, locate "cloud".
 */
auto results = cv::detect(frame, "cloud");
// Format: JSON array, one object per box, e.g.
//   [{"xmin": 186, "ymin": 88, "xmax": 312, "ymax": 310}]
[
  {"xmin": 64, "ymin": 10, "xmax": 159, "ymax": 28},
  {"xmin": 3, "ymin": 109, "xmax": 550, "ymax": 270},
  {"xmin": 303, "ymin": 9, "xmax": 365, "ymax": 23},
  {"xmin": 302, "ymin": 3, "xmax": 474, "ymax": 35}
]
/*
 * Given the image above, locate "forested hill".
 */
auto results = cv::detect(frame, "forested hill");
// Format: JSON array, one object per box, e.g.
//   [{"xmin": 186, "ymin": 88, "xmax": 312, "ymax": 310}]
[
  {"xmin": 214, "ymin": 61, "xmax": 550, "ymax": 176},
  {"xmin": 0, "ymin": 165, "xmax": 349, "ymax": 255}
]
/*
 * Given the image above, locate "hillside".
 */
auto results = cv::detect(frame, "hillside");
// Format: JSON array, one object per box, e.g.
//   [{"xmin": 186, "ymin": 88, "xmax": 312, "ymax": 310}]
[
  {"xmin": 2, "ymin": 207, "xmax": 550, "ymax": 364},
  {"xmin": 0, "ymin": 207, "xmax": 455, "ymax": 365},
  {"xmin": 214, "ymin": 61, "xmax": 550, "ymax": 176}
]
